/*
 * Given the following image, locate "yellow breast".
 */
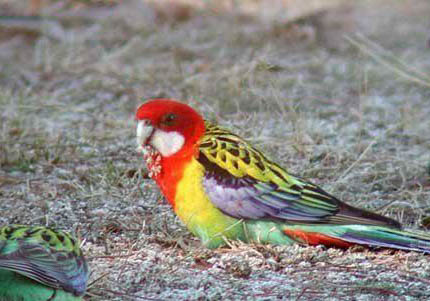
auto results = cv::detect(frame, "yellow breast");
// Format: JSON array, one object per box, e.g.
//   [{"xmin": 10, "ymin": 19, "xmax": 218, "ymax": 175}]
[{"xmin": 174, "ymin": 157, "xmax": 245, "ymax": 248}]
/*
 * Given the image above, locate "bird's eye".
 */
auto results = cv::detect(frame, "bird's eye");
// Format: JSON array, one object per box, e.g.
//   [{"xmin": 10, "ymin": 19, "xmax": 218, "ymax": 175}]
[{"xmin": 161, "ymin": 113, "xmax": 177, "ymax": 126}]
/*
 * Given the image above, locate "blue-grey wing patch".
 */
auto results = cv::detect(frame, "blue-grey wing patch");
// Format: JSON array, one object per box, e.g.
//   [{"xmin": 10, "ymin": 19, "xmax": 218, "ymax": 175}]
[
  {"xmin": 198, "ymin": 150, "xmax": 401, "ymax": 228},
  {"xmin": 202, "ymin": 173, "xmax": 336, "ymax": 222},
  {"xmin": 198, "ymin": 122, "xmax": 402, "ymax": 228}
]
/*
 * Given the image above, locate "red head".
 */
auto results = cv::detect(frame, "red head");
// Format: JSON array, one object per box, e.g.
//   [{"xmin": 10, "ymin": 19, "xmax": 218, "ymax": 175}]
[{"xmin": 136, "ymin": 99, "xmax": 205, "ymax": 158}]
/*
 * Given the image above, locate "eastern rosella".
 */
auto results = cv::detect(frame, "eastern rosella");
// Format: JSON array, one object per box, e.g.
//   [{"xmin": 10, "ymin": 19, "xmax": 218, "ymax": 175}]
[
  {"xmin": 0, "ymin": 225, "xmax": 89, "ymax": 301},
  {"xmin": 136, "ymin": 99, "xmax": 430, "ymax": 253}
]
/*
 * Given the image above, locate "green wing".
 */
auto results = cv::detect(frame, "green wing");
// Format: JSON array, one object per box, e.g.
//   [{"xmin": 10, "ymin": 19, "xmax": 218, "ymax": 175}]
[
  {"xmin": 198, "ymin": 121, "xmax": 400, "ymax": 228},
  {"xmin": 0, "ymin": 225, "xmax": 89, "ymax": 296}
]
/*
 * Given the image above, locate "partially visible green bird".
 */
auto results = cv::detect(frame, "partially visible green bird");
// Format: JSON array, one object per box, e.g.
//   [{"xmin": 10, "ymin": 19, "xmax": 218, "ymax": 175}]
[{"xmin": 0, "ymin": 225, "xmax": 89, "ymax": 301}]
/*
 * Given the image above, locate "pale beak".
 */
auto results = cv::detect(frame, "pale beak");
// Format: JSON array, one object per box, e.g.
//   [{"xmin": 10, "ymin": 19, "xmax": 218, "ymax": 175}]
[{"xmin": 136, "ymin": 120, "xmax": 154, "ymax": 153}]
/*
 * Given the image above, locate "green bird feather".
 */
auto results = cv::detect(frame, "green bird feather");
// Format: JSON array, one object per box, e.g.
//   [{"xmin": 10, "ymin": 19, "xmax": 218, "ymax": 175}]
[
  {"xmin": 195, "ymin": 122, "xmax": 430, "ymax": 252},
  {"xmin": 0, "ymin": 225, "xmax": 89, "ymax": 301}
]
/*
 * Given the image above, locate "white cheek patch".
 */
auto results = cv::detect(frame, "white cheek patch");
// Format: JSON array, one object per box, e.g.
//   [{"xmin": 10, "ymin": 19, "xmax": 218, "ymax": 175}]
[
  {"xmin": 136, "ymin": 121, "xmax": 154, "ymax": 153},
  {"xmin": 150, "ymin": 130, "xmax": 185, "ymax": 157}
]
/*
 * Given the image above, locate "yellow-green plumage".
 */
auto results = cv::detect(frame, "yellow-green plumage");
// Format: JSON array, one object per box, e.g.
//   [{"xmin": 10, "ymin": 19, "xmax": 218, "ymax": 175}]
[
  {"xmin": 174, "ymin": 142, "xmax": 297, "ymax": 248},
  {"xmin": 200, "ymin": 122, "xmax": 397, "ymax": 225},
  {"xmin": 0, "ymin": 225, "xmax": 89, "ymax": 301},
  {"xmin": 175, "ymin": 121, "xmax": 430, "ymax": 252}
]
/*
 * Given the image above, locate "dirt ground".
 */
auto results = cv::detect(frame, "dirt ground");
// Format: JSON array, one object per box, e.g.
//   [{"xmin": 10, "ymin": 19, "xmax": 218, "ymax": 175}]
[{"xmin": 1, "ymin": 0, "xmax": 430, "ymax": 300}]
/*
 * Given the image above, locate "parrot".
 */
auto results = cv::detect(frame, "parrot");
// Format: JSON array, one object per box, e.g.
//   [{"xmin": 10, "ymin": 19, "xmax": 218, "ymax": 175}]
[
  {"xmin": 135, "ymin": 98, "xmax": 430, "ymax": 253},
  {"xmin": 0, "ymin": 225, "xmax": 89, "ymax": 301}
]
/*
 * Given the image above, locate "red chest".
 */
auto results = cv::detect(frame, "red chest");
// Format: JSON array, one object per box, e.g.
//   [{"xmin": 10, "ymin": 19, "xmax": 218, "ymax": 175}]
[{"xmin": 149, "ymin": 154, "xmax": 190, "ymax": 209}]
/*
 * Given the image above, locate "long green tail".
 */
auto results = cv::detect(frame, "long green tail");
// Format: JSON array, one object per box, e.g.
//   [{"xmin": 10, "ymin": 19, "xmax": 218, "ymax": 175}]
[{"xmin": 282, "ymin": 224, "xmax": 430, "ymax": 253}]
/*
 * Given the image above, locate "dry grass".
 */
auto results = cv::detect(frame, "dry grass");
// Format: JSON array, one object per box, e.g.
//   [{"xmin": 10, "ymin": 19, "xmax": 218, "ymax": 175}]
[{"xmin": 1, "ymin": 0, "xmax": 430, "ymax": 300}]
